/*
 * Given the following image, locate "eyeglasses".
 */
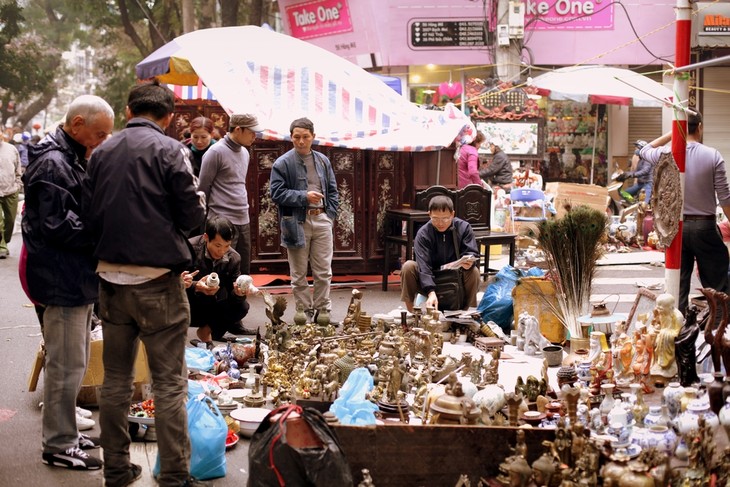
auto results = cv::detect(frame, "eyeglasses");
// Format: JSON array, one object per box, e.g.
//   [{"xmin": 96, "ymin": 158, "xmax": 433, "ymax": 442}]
[{"xmin": 430, "ymin": 216, "xmax": 453, "ymax": 223}]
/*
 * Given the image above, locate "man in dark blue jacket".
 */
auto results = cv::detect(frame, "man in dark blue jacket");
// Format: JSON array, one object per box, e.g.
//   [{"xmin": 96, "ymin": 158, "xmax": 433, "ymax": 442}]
[
  {"xmin": 399, "ymin": 195, "xmax": 481, "ymax": 312},
  {"xmin": 83, "ymin": 80, "xmax": 205, "ymax": 487},
  {"xmin": 23, "ymin": 95, "xmax": 114, "ymax": 470}
]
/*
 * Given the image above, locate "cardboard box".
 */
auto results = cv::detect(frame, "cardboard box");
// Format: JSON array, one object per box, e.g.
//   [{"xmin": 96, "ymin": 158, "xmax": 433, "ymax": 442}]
[
  {"xmin": 512, "ymin": 277, "xmax": 565, "ymax": 343},
  {"xmin": 544, "ymin": 182, "xmax": 609, "ymax": 219},
  {"xmin": 78, "ymin": 340, "xmax": 150, "ymax": 406},
  {"xmin": 82, "ymin": 340, "xmax": 150, "ymax": 386}
]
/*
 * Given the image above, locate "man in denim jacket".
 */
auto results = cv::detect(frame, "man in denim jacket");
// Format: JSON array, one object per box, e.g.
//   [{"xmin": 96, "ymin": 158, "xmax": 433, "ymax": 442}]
[{"xmin": 270, "ymin": 117, "xmax": 339, "ymax": 317}]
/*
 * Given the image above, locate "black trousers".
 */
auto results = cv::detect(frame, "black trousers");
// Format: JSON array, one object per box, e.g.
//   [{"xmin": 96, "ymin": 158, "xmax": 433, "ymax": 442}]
[
  {"xmin": 189, "ymin": 294, "xmax": 249, "ymax": 340},
  {"xmin": 679, "ymin": 219, "xmax": 729, "ymax": 315}
]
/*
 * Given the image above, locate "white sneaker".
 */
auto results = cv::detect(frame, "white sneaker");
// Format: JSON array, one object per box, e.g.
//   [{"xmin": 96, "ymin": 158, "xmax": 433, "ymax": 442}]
[
  {"xmin": 75, "ymin": 406, "xmax": 92, "ymax": 419},
  {"xmin": 76, "ymin": 414, "xmax": 95, "ymax": 431}
]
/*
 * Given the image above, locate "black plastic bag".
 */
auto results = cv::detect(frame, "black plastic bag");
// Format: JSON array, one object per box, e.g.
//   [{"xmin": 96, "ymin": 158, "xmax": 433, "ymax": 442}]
[{"xmin": 247, "ymin": 404, "xmax": 354, "ymax": 487}]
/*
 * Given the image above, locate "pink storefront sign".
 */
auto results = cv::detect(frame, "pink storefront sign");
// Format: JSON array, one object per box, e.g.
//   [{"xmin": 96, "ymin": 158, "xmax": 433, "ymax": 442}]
[
  {"xmin": 285, "ymin": 0, "xmax": 354, "ymax": 40},
  {"xmin": 525, "ymin": 0, "xmax": 614, "ymax": 30}
]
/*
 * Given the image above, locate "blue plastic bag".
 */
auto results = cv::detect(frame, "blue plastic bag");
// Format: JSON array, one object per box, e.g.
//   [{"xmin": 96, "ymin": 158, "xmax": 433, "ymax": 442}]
[
  {"xmin": 329, "ymin": 367, "xmax": 379, "ymax": 425},
  {"xmin": 185, "ymin": 347, "xmax": 215, "ymax": 372},
  {"xmin": 154, "ymin": 394, "xmax": 228, "ymax": 480},
  {"xmin": 477, "ymin": 265, "xmax": 545, "ymax": 333}
]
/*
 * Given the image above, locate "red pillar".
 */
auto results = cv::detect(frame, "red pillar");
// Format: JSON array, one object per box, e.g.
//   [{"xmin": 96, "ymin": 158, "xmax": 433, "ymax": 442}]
[{"xmin": 666, "ymin": 0, "xmax": 691, "ymax": 300}]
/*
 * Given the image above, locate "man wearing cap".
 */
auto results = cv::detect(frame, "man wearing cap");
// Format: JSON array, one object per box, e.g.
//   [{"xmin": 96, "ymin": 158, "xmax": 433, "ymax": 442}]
[
  {"xmin": 270, "ymin": 117, "xmax": 339, "ymax": 318},
  {"xmin": 616, "ymin": 140, "xmax": 653, "ymax": 204},
  {"xmin": 198, "ymin": 113, "xmax": 262, "ymax": 277},
  {"xmin": 12, "ymin": 131, "xmax": 29, "ymax": 169},
  {"xmin": 479, "ymin": 137, "xmax": 513, "ymax": 192}
]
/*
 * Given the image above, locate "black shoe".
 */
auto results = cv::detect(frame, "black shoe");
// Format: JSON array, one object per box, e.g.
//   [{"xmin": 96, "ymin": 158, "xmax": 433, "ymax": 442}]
[
  {"xmin": 42, "ymin": 446, "xmax": 103, "ymax": 470},
  {"xmin": 226, "ymin": 322, "xmax": 258, "ymax": 336},
  {"xmin": 181, "ymin": 477, "xmax": 209, "ymax": 486},
  {"xmin": 0, "ymin": 249, "xmax": 7, "ymax": 259},
  {"xmin": 106, "ymin": 463, "xmax": 142, "ymax": 487},
  {"xmin": 77, "ymin": 433, "xmax": 100, "ymax": 450}
]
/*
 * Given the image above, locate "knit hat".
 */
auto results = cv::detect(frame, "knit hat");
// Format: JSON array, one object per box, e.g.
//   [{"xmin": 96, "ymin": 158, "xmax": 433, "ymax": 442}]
[
  {"xmin": 489, "ymin": 137, "xmax": 503, "ymax": 148},
  {"xmin": 22, "ymin": 131, "xmax": 30, "ymax": 141},
  {"xmin": 229, "ymin": 114, "xmax": 264, "ymax": 132}
]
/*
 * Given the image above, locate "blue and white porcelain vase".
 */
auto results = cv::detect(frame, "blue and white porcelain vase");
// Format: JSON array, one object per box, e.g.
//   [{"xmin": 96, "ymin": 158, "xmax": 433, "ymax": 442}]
[
  {"xmin": 643, "ymin": 406, "xmax": 665, "ymax": 427},
  {"xmin": 676, "ymin": 399, "xmax": 719, "ymax": 435},
  {"xmin": 641, "ymin": 425, "xmax": 677, "ymax": 454},
  {"xmin": 663, "ymin": 382, "xmax": 683, "ymax": 419}
]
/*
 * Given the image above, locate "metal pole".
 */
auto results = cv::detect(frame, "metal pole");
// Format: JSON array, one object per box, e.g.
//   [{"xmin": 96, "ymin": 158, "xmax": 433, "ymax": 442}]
[
  {"xmin": 590, "ymin": 105, "xmax": 598, "ymax": 185},
  {"xmin": 665, "ymin": 0, "xmax": 691, "ymax": 301},
  {"xmin": 436, "ymin": 150, "xmax": 441, "ymax": 185}
]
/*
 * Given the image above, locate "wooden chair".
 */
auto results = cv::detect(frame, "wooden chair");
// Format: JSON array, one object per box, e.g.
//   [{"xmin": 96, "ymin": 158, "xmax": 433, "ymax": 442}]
[
  {"xmin": 454, "ymin": 184, "xmax": 516, "ymax": 279},
  {"xmin": 414, "ymin": 185, "xmax": 457, "ymax": 211}
]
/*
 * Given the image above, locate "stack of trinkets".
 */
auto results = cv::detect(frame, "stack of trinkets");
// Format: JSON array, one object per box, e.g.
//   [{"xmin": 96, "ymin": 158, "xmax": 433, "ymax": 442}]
[{"xmin": 184, "ymin": 275, "xmax": 730, "ymax": 484}]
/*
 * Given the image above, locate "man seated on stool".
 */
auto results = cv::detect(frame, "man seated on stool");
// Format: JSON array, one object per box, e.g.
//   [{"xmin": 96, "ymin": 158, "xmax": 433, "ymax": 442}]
[
  {"xmin": 183, "ymin": 216, "xmax": 252, "ymax": 348},
  {"xmin": 400, "ymin": 195, "xmax": 481, "ymax": 312}
]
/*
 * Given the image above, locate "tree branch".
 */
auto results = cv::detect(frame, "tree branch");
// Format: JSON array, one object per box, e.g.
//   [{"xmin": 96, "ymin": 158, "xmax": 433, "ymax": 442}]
[{"xmin": 117, "ymin": 0, "xmax": 150, "ymax": 58}]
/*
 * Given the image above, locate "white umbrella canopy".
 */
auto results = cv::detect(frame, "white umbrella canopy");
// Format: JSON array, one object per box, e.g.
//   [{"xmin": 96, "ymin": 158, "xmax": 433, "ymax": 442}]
[
  {"xmin": 136, "ymin": 25, "xmax": 470, "ymax": 151},
  {"xmin": 529, "ymin": 65, "xmax": 675, "ymax": 184},
  {"xmin": 529, "ymin": 65, "xmax": 674, "ymax": 108}
]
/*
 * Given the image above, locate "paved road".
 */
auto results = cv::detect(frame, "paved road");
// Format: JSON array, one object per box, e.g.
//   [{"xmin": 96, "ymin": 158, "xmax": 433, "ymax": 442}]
[{"xmin": 0, "ymin": 212, "xmax": 681, "ymax": 486}]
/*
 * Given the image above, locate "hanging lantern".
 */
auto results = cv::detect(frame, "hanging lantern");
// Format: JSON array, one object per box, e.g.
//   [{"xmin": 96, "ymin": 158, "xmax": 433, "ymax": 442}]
[{"xmin": 437, "ymin": 81, "xmax": 463, "ymax": 103}]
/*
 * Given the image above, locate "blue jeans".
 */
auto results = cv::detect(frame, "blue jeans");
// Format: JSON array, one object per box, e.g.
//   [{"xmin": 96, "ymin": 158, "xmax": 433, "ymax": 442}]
[
  {"xmin": 98, "ymin": 273, "xmax": 191, "ymax": 487},
  {"xmin": 625, "ymin": 182, "xmax": 652, "ymax": 204},
  {"xmin": 42, "ymin": 304, "xmax": 93, "ymax": 452}
]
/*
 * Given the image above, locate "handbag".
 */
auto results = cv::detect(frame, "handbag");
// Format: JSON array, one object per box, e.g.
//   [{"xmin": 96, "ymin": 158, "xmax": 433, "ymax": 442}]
[{"xmin": 432, "ymin": 230, "xmax": 467, "ymax": 311}]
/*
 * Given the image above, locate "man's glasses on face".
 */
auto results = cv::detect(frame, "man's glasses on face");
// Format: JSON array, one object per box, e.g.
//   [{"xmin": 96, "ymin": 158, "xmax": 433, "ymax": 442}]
[{"xmin": 430, "ymin": 215, "xmax": 453, "ymax": 223}]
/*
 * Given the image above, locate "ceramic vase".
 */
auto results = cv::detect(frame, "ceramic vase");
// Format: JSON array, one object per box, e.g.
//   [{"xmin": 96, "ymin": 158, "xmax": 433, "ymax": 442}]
[
  {"xmin": 620, "ymin": 392, "xmax": 634, "ymax": 425},
  {"xmin": 562, "ymin": 336, "xmax": 590, "ymax": 366},
  {"xmin": 723, "ymin": 376, "xmax": 730, "ymax": 404},
  {"xmin": 643, "ymin": 406, "xmax": 666, "ymax": 428},
  {"xmin": 680, "ymin": 387, "xmax": 698, "ymax": 414},
  {"xmin": 599, "ymin": 383, "xmax": 616, "ymax": 422},
  {"xmin": 608, "ymin": 399, "xmax": 628, "ymax": 427},
  {"xmin": 640, "ymin": 425, "xmax": 677, "ymax": 454},
  {"xmin": 708, "ymin": 372, "xmax": 726, "ymax": 415},
  {"xmin": 676, "ymin": 399, "xmax": 719, "ymax": 435},
  {"xmin": 663, "ymin": 382, "xmax": 683, "ymax": 418},
  {"xmin": 630, "ymin": 383, "xmax": 649, "ymax": 427},
  {"xmin": 718, "ymin": 396, "xmax": 730, "ymax": 442}
]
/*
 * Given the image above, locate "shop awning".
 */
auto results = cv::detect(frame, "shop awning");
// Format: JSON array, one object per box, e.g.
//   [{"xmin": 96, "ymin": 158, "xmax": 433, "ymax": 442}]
[
  {"xmin": 137, "ymin": 26, "xmax": 468, "ymax": 152},
  {"xmin": 530, "ymin": 66, "xmax": 674, "ymax": 108}
]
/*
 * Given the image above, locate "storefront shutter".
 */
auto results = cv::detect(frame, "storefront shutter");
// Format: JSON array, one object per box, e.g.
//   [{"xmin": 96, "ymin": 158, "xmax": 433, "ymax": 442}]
[
  {"xmin": 628, "ymin": 72, "xmax": 663, "ymax": 153},
  {"xmin": 702, "ymin": 67, "xmax": 730, "ymax": 175}
]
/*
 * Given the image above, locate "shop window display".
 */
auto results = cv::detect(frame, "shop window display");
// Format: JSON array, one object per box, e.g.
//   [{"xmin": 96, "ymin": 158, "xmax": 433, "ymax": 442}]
[{"xmin": 544, "ymin": 101, "xmax": 608, "ymax": 185}]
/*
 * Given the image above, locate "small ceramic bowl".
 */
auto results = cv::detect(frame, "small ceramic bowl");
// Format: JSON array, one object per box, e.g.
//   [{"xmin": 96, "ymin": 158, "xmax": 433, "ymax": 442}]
[
  {"xmin": 521, "ymin": 410, "xmax": 546, "ymax": 426},
  {"xmin": 230, "ymin": 407, "xmax": 270, "ymax": 438}
]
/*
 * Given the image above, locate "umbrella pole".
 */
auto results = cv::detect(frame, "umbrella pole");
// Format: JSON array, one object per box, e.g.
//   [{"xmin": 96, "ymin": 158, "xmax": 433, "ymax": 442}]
[
  {"xmin": 436, "ymin": 150, "xmax": 441, "ymax": 185},
  {"xmin": 590, "ymin": 104, "xmax": 599, "ymax": 185}
]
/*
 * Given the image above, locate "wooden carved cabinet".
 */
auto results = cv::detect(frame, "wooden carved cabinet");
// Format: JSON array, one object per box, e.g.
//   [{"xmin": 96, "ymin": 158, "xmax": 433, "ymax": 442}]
[{"xmin": 248, "ymin": 142, "xmax": 409, "ymax": 275}]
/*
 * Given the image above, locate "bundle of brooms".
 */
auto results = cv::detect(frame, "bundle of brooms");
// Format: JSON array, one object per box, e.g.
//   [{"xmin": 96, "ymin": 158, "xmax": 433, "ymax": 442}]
[{"xmin": 526, "ymin": 204, "xmax": 607, "ymax": 339}]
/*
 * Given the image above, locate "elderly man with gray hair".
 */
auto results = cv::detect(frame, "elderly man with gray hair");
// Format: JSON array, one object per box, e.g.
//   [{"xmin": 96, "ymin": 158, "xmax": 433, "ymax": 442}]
[{"xmin": 23, "ymin": 94, "xmax": 114, "ymax": 470}]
